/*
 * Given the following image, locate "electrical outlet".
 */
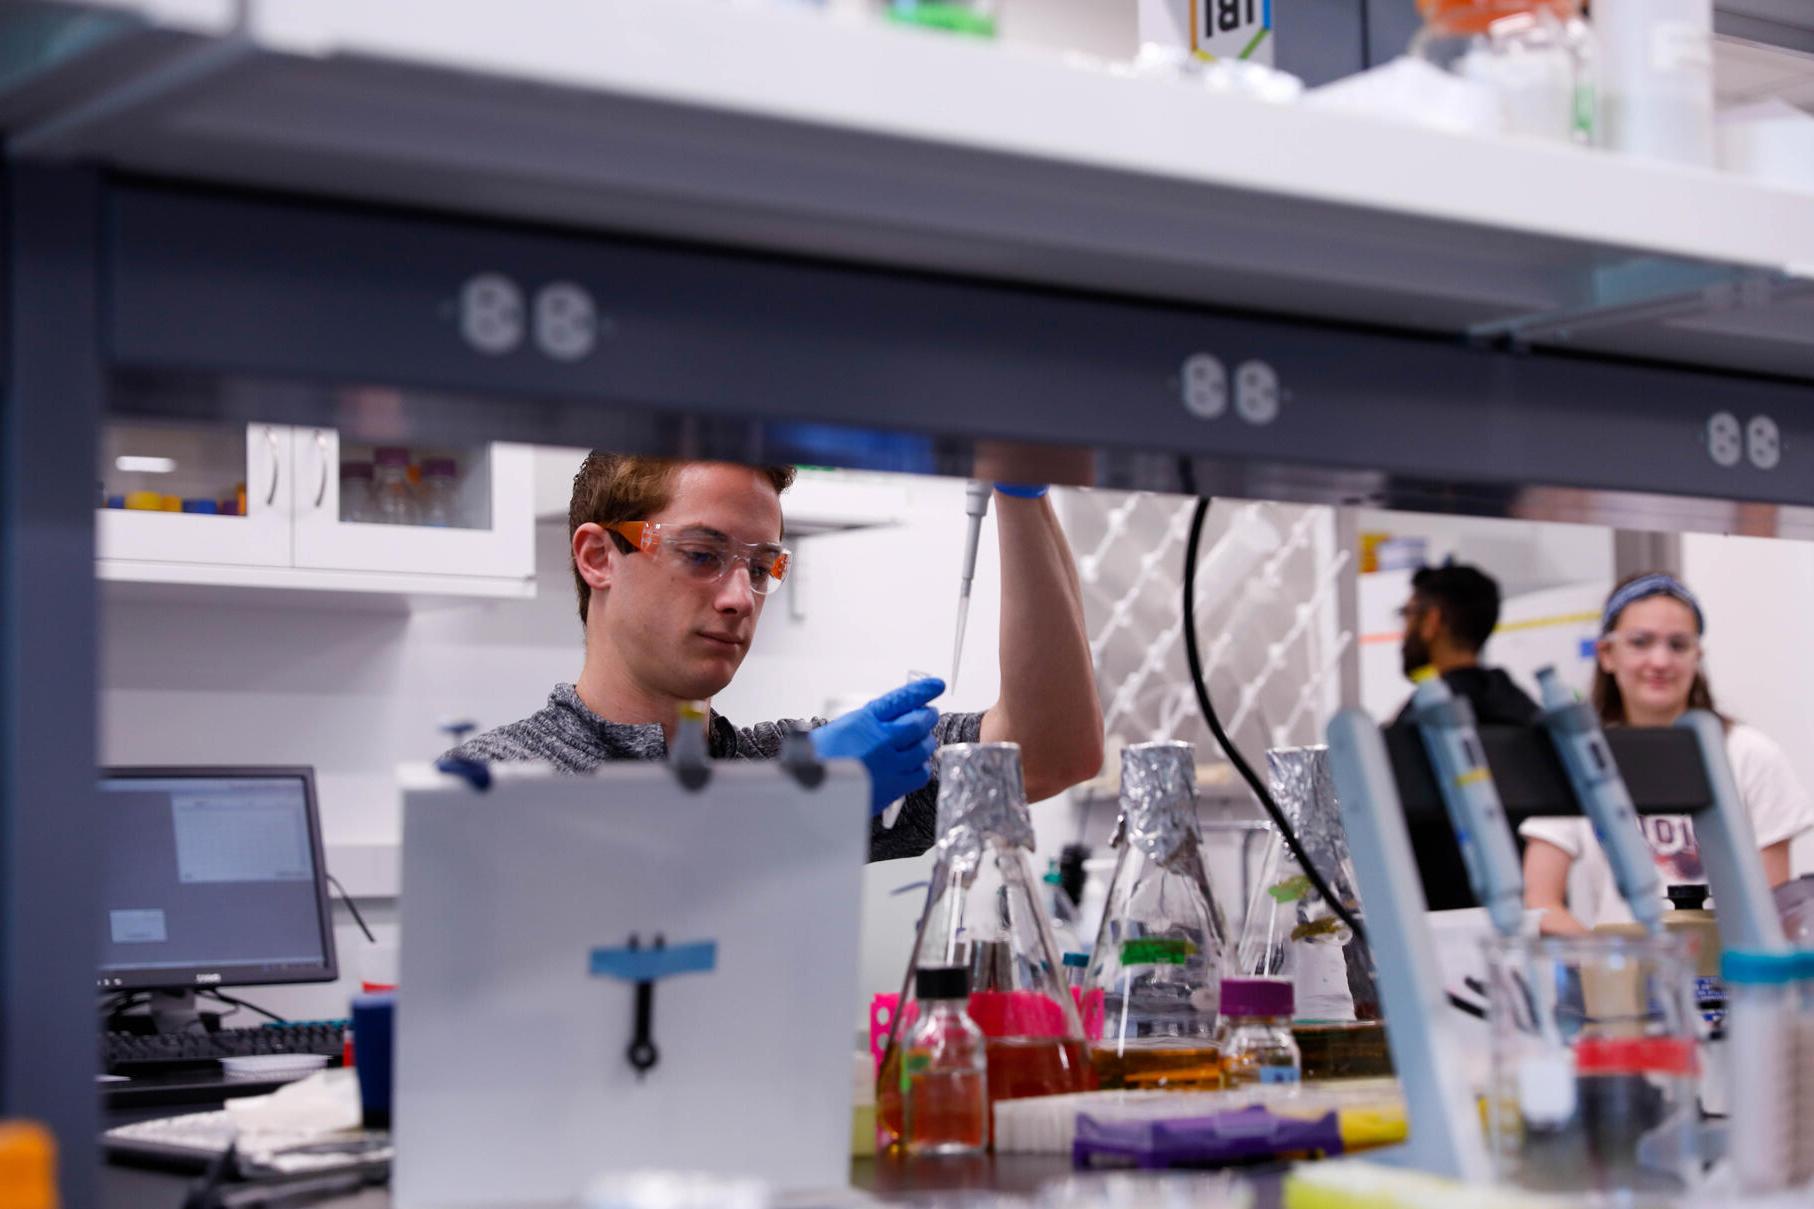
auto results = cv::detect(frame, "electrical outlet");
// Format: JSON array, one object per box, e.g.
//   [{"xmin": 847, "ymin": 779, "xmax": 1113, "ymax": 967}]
[
  {"xmin": 1747, "ymin": 414, "xmax": 1781, "ymax": 471},
  {"xmin": 1235, "ymin": 360, "xmax": 1281, "ymax": 426},
  {"xmin": 459, "ymin": 273, "xmax": 525, "ymax": 355},
  {"xmin": 1707, "ymin": 411, "xmax": 1743, "ymax": 468},
  {"xmin": 1181, "ymin": 354, "xmax": 1227, "ymax": 419}
]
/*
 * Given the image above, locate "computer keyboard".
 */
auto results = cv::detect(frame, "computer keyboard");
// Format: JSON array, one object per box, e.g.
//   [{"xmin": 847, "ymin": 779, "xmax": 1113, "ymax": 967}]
[{"xmin": 101, "ymin": 1021, "xmax": 347, "ymax": 1075}]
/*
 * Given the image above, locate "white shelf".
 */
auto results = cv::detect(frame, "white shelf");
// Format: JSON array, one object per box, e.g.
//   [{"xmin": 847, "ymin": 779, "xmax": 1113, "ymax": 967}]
[
  {"xmin": 99, "ymin": 558, "xmax": 535, "ymax": 602},
  {"xmin": 8, "ymin": 0, "xmax": 1814, "ymax": 377}
]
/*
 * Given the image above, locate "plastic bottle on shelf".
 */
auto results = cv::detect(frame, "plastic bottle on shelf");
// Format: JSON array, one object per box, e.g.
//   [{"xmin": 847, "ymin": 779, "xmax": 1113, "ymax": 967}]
[
  {"xmin": 419, "ymin": 457, "xmax": 459, "ymax": 528},
  {"xmin": 1217, "ymin": 977, "xmax": 1303, "ymax": 1088},
  {"xmin": 371, "ymin": 447, "xmax": 418, "ymax": 526},
  {"xmin": 340, "ymin": 461, "xmax": 374, "ymax": 524},
  {"xmin": 902, "ymin": 965, "xmax": 989, "ymax": 1158},
  {"xmin": 1409, "ymin": 0, "xmax": 1598, "ymax": 144},
  {"xmin": 1591, "ymin": 0, "xmax": 1713, "ymax": 166}
]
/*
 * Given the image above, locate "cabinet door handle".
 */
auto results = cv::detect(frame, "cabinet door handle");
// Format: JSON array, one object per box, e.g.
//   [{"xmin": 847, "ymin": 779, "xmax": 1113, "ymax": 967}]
[
  {"xmin": 313, "ymin": 431, "xmax": 330, "ymax": 510},
  {"xmin": 264, "ymin": 427, "xmax": 281, "ymax": 507}
]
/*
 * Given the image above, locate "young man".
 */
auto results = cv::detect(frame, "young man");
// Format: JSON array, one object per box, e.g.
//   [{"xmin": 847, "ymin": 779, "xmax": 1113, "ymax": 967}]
[
  {"xmin": 1392, "ymin": 562, "xmax": 1540, "ymax": 727},
  {"xmin": 1390, "ymin": 561, "xmax": 1540, "ymax": 910},
  {"xmin": 447, "ymin": 454, "xmax": 1104, "ymax": 862}
]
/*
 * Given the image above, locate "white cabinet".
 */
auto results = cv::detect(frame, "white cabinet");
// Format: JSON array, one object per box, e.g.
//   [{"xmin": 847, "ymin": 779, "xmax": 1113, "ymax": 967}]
[{"xmin": 98, "ymin": 422, "xmax": 534, "ymax": 598}]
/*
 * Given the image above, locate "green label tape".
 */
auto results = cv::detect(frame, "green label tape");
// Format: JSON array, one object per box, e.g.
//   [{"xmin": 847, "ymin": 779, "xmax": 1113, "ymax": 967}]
[{"xmin": 1119, "ymin": 937, "xmax": 1194, "ymax": 966}]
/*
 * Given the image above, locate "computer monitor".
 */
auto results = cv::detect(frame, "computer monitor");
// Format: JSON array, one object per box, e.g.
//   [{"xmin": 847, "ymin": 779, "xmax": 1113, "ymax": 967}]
[{"xmin": 97, "ymin": 767, "xmax": 337, "ymax": 992}]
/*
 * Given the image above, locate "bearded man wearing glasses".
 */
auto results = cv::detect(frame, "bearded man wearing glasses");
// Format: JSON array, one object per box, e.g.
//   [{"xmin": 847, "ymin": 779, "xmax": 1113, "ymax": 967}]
[{"xmin": 445, "ymin": 453, "xmax": 1103, "ymax": 863}]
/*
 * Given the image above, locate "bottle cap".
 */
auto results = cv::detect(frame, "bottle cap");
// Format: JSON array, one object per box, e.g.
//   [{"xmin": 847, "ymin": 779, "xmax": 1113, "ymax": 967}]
[
  {"xmin": 341, "ymin": 461, "xmax": 374, "ymax": 481},
  {"xmin": 1219, "ymin": 976, "xmax": 1294, "ymax": 1018},
  {"xmin": 0, "ymin": 1121, "xmax": 56, "ymax": 1209},
  {"xmin": 1721, "ymin": 949, "xmax": 1797, "ymax": 986},
  {"xmin": 374, "ymin": 446, "xmax": 411, "ymax": 468},
  {"xmin": 423, "ymin": 457, "xmax": 457, "ymax": 478},
  {"xmin": 915, "ymin": 966, "xmax": 970, "ymax": 1001},
  {"xmin": 1061, "ymin": 951, "xmax": 1090, "ymax": 969},
  {"xmin": 1665, "ymin": 884, "xmax": 1709, "ymax": 912}
]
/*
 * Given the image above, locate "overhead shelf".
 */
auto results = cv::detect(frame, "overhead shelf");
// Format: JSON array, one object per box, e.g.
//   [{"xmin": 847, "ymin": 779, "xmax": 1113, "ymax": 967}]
[{"xmin": 6, "ymin": 0, "xmax": 1813, "ymax": 381}]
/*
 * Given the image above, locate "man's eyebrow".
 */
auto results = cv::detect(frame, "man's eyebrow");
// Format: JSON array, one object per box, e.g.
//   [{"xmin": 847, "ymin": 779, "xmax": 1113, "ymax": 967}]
[{"xmin": 674, "ymin": 525, "xmax": 729, "ymax": 542}]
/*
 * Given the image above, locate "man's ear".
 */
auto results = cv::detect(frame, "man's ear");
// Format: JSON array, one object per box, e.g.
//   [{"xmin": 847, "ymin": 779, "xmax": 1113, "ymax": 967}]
[
  {"xmin": 573, "ymin": 523, "xmax": 616, "ymax": 594},
  {"xmin": 1419, "ymin": 604, "xmax": 1444, "ymax": 645}
]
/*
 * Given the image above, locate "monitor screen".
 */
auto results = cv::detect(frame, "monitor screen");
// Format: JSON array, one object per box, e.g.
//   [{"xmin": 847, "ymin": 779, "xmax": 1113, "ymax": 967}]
[{"xmin": 98, "ymin": 768, "xmax": 338, "ymax": 991}]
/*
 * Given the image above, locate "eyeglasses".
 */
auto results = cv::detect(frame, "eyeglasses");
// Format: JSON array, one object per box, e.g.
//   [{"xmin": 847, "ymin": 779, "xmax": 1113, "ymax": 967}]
[
  {"xmin": 605, "ymin": 521, "xmax": 791, "ymax": 596},
  {"xmin": 1604, "ymin": 631, "xmax": 1699, "ymax": 658}
]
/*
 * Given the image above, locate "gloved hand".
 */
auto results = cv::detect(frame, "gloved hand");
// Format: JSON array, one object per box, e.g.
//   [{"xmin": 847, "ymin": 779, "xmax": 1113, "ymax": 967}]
[{"xmin": 812, "ymin": 678, "xmax": 944, "ymax": 817}]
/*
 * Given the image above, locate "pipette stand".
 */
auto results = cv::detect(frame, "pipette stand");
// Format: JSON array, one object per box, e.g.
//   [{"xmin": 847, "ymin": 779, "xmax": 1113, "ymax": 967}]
[{"xmin": 1325, "ymin": 707, "xmax": 1788, "ymax": 1186}]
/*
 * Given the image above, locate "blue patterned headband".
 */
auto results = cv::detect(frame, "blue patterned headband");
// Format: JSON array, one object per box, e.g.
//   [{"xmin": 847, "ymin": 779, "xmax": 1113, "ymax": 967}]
[{"xmin": 1602, "ymin": 573, "xmax": 1705, "ymax": 636}]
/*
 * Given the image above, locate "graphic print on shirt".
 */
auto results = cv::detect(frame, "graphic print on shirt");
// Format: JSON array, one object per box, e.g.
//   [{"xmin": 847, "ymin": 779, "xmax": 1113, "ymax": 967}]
[{"xmin": 1640, "ymin": 815, "xmax": 1704, "ymax": 884}]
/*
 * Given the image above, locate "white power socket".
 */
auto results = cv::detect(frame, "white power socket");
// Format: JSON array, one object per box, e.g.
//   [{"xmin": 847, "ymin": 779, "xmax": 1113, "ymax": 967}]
[
  {"xmin": 1181, "ymin": 353, "xmax": 1228, "ymax": 420},
  {"xmin": 1747, "ymin": 415, "xmax": 1781, "ymax": 471},
  {"xmin": 1707, "ymin": 411, "xmax": 1743, "ymax": 468}
]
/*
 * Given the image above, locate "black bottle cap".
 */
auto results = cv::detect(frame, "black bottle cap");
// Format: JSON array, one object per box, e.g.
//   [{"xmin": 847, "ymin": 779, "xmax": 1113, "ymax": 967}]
[
  {"xmin": 915, "ymin": 966, "xmax": 970, "ymax": 1000},
  {"xmin": 1666, "ymin": 884, "xmax": 1709, "ymax": 912}
]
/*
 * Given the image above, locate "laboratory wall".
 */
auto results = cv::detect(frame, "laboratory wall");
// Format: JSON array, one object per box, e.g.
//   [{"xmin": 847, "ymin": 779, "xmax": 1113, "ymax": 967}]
[
  {"xmin": 99, "ymin": 462, "xmax": 1031, "ymax": 1023},
  {"xmin": 1683, "ymin": 531, "xmax": 1814, "ymax": 874}
]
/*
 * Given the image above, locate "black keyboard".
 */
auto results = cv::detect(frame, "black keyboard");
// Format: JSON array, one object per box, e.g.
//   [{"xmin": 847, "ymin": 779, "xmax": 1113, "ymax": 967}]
[{"xmin": 101, "ymin": 1021, "xmax": 347, "ymax": 1075}]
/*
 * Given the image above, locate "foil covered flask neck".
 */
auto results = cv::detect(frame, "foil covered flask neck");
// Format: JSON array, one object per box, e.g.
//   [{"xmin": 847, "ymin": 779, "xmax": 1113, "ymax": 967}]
[
  {"xmin": 1118, "ymin": 739, "xmax": 1202, "ymax": 866},
  {"xmin": 934, "ymin": 742, "xmax": 1034, "ymax": 878}
]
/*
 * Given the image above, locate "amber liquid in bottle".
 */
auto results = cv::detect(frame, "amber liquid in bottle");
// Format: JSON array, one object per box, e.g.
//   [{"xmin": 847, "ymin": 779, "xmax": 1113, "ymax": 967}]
[
  {"xmin": 878, "ymin": 1035, "xmax": 1094, "ymax": 1152},
  {"xmin": 1088, "ymin": 1041, "xmax": 1225, "ymax": 1091},
  {"xmin": 1291, "ymin": 1021, "xmax": 1394, "ymax": 1080}
]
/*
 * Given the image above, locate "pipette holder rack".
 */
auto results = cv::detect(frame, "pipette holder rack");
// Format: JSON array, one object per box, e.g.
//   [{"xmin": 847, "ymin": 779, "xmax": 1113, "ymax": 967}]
[{"xmin": 1326, "ymin": 708, "xmax": 1788, "ymax": 1184}]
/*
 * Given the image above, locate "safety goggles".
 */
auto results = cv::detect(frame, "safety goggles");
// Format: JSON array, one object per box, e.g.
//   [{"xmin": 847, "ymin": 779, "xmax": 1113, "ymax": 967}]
[{"xmin": 604, "ymin": 521, "xmax": 791, "ymax": 596}]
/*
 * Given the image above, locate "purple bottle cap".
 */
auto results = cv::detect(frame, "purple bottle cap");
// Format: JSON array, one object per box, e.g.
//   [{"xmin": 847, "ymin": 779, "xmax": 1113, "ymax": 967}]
[
  {"xmin": 422, "ymin": 457, "xmax": 457, "ymax": 478},
  {"xmin": 341, "ymin": 461, "xmax": 374, "ymax": 481},
  {"xmin": 1219, "ymin": 977, "xmax": 1293, "ymax": 1018},
  {"xmin": 373, "ymin": 447, "xmax": 411, "ymax": 468}
]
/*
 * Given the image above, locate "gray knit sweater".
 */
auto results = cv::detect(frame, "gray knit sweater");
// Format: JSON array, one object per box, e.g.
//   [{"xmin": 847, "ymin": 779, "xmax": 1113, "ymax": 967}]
[{"xmin": 445, "ymin": 683, "xmax": 982, "ymax": 863}]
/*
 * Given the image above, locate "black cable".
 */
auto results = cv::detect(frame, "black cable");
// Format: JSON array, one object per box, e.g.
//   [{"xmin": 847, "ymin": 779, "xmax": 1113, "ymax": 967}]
[
  {"xmin": 325, "ymin": 873, "xmax": 377, "ymax": 945},
  {"xmin": 1182, "ymin": 496, "xmax": 1487, "ymax": 1021},
  {"xmin": 1183, "ymin": 497, "xmax": 1369, "ymax": 943},
  {"xmin": 201, "ymin": 990, "xmax": 287, "ymax": 1026}
]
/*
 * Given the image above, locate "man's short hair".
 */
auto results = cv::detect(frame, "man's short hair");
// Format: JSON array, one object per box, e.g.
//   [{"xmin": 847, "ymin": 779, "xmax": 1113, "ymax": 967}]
[
  {"xmin": 568, "ymin": 453, "xmax": 796, "ymax": 624},
  {"xmin": 1410, "ymin": 562, "xmax": 1503, "ymax": 654}
]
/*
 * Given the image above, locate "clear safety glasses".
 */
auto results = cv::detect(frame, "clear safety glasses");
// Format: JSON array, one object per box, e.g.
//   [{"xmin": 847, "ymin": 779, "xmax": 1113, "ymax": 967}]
[{"xmin": 605, "ymin": 521, "xmax": 791, "ymax": 596}]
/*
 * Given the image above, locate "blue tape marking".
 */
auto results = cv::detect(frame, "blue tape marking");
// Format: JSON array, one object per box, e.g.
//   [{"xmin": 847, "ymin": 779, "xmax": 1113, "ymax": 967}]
[
  {"xmin": 589, "ymin": 941, "xmax": 717, "ymax": 983},
  {"xmin": 1264, "ymin": 0, "xmax": 1271, "ymax": 31},
  {"xmin": 1579, "ymin": 637, "xmax": 1597, "ymax": 660}
]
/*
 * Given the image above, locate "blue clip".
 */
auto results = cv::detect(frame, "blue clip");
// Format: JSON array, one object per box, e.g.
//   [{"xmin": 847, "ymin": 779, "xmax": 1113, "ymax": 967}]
[{"xmin": 589, "ymin": 940, "xmax": 717, "ymax": 983}]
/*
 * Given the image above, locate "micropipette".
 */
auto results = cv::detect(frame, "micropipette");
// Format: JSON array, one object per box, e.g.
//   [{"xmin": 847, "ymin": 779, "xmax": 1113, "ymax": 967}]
[{"xmin": 950, "ymin": 481, "xmax": 992, "ymax": 691}]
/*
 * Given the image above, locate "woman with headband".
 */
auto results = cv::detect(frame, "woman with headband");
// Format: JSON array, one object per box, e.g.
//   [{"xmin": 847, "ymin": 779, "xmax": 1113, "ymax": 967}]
[{"xmin": 1522, "ymin": 572, "xmax": 1814, "ymax": 936}]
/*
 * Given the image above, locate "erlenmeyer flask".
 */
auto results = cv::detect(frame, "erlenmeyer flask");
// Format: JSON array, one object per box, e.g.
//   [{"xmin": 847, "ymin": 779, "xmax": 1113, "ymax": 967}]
[
  {"xmin": 1081, "ymin": 740, "xmax": 1231, "ymax": 1091},
  {"xmin": 877, "ymin": 743, "xmax": 1093, "ymax": 1152},
  {"xmin": 1240, "ymin": 746, "xmax": 1390, "ymax": 1079}
]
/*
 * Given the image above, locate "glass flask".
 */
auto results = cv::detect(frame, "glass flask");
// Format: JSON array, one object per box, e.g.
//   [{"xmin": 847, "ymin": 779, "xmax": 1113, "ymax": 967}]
[
  {"xmin": 339, "ymin": 460, "xmax": 374, "ymax": 523},
  {"xmin": 1081, "ymin": 741, "xmax": 1230, "ymax": 1091},
  {"xmin": 418, "ymin": 456, "xmax": 459, "ymax": 527},
  {"xmin": 1409, "ymin": 0, "xmax": 1597, "ymax": 144},
  {"xmin": 877, "ymin": 743, "xmax": 1093, "ymax": 1151},
  {"xmin": 902, "ymin": 966, "xmax": 989, "ymax": 1158},
  {"xmin": 1239, "ymin": 747, "xmax": 1379, "ymax": 1021}
]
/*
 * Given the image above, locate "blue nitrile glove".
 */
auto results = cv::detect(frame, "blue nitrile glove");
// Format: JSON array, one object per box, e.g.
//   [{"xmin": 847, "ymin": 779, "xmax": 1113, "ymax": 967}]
[
  {"xmin": 994, "ymin": 483, "xmax": 1049, "ymax": 499},
  {"xmin": 811, "ymin": 678, "xmax": 944, "ymax": 817}
]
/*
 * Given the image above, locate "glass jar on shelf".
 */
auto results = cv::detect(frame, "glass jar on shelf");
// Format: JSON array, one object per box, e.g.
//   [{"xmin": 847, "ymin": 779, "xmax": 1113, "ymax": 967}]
[
  {"xmin": 1409, "ymin": 0, "xmax": 1597, "ymax": 144},
  {"xmin": 340, "ymin": 461, "xmax": 374, "ymax": 524},
  {"xmin": 1217, "ymin": 977, "xmax": 1302, "ymax": 1088},
  {"xmin": 371, "ymin": 447, "xmax": 418, "ymax": 526},
  {"xmin": 418, "ymin": 456, "xmax": 459, "ymax": 528}
]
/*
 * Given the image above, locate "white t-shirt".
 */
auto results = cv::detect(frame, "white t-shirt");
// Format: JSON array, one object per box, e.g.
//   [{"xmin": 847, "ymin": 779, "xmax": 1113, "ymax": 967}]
[{"xmin": 1520, "ymin": 722, "xmax": 1814, "ymax": 927}]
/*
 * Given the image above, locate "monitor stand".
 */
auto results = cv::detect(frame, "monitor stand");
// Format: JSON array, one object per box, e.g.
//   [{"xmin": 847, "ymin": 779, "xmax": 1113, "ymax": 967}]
[{"xmin": 101, "ymin": 989, "xmax": 223, "ymax": 1035}]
